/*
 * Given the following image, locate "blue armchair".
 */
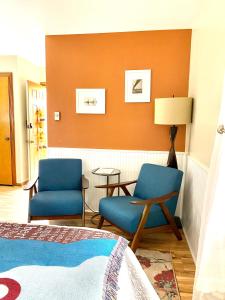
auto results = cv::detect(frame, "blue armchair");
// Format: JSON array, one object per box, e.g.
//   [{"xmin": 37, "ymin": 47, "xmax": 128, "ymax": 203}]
[
  {"xmin": 24, "ymin": 158, "xmax": 88, "ymax": 226},
  {"xmin": 97, "ymin": 163, "xmax": 183, "ymax": 251}
]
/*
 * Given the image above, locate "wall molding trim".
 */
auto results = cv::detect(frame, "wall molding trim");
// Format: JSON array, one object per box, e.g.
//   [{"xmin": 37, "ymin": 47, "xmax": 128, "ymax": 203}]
[
  {"xmin": 183, "ymin": 227, "xmax": 197, "ymax": 264},
  {"xmin": 182, "ymin": 155, "xmax": 208, "ymax": 263},
  {"xmin": 47, "ymin": 147, "xmax": 186, "ymax": 215},
  {"xmin": 188, "ymin": 155, "xmax": 209, "ymax": 172},
  {"xmin": 15, "ymin": 180, "xmax": 28, "ymax": 186}
]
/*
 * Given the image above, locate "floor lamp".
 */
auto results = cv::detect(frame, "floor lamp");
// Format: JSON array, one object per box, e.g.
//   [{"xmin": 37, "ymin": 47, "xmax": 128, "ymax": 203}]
[
  {"xmin": 154, "ymin": 97, "xmax": 192, "ymax": 228},
  {"xmin": 154, "ymin": 97, "xmax": 193, "ymax": 169}
]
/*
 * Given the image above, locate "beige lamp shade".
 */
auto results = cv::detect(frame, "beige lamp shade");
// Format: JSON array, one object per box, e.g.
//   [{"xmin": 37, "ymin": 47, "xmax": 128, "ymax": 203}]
[{"xmin": 154, "ymin": 97, "xmax": 193, "ymax": 125}]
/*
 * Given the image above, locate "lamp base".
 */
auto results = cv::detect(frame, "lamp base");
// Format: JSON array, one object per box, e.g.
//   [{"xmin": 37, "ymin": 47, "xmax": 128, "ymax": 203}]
[{"xmin": 167, "ymin": 125, "xmax": 178, "ymax": 169}]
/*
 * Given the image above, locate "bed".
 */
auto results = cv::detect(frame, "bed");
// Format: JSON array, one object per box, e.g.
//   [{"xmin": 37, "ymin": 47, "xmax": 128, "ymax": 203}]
[{"xmin": 0, "ymin": 222, "xmax": 159, "ymax": 300}]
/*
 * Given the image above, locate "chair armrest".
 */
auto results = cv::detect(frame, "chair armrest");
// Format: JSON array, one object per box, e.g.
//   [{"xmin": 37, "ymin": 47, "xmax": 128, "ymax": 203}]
[
  {"xmin": 95, "ymin": 180, "xmax": 137, "ymax": 189},
  {"xmin": 82, "ymin": 175, "xmax": 89, "ymax": 189},
  {"xmin": 23, "ymin": 177, "xmax": 38, "ymax": 191},
  {"xmin": 130, "ymin": 191, "xmax": 178, "ymax": 206}
]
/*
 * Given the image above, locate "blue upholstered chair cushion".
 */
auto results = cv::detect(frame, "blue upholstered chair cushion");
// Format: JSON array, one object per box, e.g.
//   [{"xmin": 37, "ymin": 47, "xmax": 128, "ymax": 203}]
[
  {"xmin": 30, "ymin": 190, "xmax": 83, "ymax": 217},
  {"xmin": 99, "ymin": 196, "xmax": 175, "ymax": 234},
  {"xmin": 134, "ymin": 164, "xmax": 183, "ymax": 200},
  {"xmin": 38, "ymin": 159, "xmax": 82, "ymax": 192},
  {"xmin": 99, "ymin": 163, "xmax": 183, "ymax": 234}
]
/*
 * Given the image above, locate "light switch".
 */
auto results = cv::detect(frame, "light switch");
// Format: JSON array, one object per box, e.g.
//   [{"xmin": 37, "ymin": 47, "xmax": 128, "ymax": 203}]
[{"xmin": 54, "ymin": 112, "xmax": 60, "ymax": 121}]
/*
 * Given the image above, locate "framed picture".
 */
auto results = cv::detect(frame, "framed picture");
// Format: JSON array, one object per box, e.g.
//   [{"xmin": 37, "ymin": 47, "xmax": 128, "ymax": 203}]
[
  {"xmin": 125, "ymin": 69, "xmax": 151, "ymax": 102},
  {"xmin": 76, "ymin": 88, "xmax": 105, "ymax": 114}
]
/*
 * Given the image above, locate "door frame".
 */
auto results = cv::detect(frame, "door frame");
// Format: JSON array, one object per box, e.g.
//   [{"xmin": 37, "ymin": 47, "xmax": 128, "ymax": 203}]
[
  {"xmin": 0, "ymin": 72, "xmax": 16, "ymax": 184},
  {"xmin": 26, "ymin": 80, "xmax": 47, "ymax": 180}
]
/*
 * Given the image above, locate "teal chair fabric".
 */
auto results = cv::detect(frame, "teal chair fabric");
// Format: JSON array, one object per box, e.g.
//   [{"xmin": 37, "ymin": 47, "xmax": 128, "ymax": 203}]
[
  {"xmin": 38, "ymin": 159, "xmax": 82, "ymax": 191},
  {"xmin": 30, "ymin": 158, "xmax": 83, "ymax": 218},
  {"xmin": 99, "ymin": 163, "xmax": 183, "ymax": 234},
  {"xmin": 31, "ymin": 190, "xmax": 83, "ymax": 216}
]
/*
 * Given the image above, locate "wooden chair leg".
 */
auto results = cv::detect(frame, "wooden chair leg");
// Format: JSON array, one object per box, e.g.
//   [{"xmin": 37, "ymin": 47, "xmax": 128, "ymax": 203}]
[
  {"xmin": 29, "ymin": 188, "xmax": 33, "ymax": 201},
  {"xmin": 160, "ymin": 203, "xmax": 182, "ymax": 240},
  {"xmin": 27, "ymin": 202, "xmax": 31, "ymax": 223},
  {"xmin": 98, "ymin": 216, "xmax": 105, "ymax": 229},
  {"xmin": 131, "ymin": 205, "xmax": 151, "ymax": 252}
]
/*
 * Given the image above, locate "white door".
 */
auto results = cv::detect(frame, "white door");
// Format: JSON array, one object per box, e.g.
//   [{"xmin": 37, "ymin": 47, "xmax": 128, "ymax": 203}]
[
  {"xmin": 26, "ymin": 81, "xmax": 47, "ymax": 180},
  {"xmin": 193, "ymin": 76, "xmax": 225, "ymax": 299}
]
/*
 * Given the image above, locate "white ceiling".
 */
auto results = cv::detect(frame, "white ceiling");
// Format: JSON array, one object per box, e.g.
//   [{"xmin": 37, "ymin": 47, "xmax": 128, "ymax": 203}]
[{"xmin": 0, "ymin": 0, "xmax": 203, "ymax": 66}]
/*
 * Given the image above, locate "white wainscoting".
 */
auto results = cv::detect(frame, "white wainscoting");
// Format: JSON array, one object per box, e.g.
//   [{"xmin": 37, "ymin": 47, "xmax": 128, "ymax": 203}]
[
  {"xmin": 182, "ymin": 156, "xmax": 208, "ymax": 262},
  {"xmin": 48, "ymin": 147, "xmax": 185, "ymax": 214}
]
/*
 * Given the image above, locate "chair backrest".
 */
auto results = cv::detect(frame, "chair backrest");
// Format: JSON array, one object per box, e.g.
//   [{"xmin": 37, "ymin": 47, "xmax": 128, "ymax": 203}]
[
  {"xmin": 134, "ymin": 163, "xmax": 183, "ymax": 214},
  {"xmin": 38, "ymin": 158, "xmax": 82, "ymax": 192}
]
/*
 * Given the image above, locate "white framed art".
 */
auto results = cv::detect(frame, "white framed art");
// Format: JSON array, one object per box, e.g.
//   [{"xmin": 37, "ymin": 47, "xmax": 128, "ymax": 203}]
[
  {"xmin": 125, "ymin": 69, "xmax": 151, "ymax": 103},
  {"xmin": 76, "ymin": 88, "xmax": 105, "ymax": 114}
]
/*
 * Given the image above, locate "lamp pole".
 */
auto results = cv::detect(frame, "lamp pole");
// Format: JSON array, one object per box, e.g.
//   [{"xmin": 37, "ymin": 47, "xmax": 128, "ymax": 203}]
[{"xmin": 167, "ymin": 125, "xmax": 178, "ymax": 169}]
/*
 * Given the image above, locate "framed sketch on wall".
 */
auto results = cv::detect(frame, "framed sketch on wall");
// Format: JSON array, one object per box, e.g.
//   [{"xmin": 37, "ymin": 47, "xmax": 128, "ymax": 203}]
[
  {"xmin": 76, "ymin": 88, "xmax": 105, "ymax": 114},
  {"xmin": 125, "ymin": 69, "xmax": 151, "ymax": 102}
]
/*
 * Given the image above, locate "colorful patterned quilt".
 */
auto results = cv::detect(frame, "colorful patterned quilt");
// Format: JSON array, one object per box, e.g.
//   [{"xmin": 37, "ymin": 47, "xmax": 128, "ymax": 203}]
[{"xmin": 0, "ymin": 222, "xmax": 128, "ymax": 300}]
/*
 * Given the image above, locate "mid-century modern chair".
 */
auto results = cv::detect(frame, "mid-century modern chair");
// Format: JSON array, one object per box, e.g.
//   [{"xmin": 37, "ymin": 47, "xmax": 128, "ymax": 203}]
[
  {"xmin": 24, "ymin": 158, "xmax": 88, "ymax": 226},
  {"xmin": 97, "ymin": 163, "xmax": 183, "ymax": 251}
]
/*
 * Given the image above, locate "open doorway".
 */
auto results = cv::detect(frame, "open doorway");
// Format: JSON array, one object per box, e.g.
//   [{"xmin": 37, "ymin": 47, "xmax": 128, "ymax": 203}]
[{"xmin": 26, "ymin": 81, "xmax": 47, "ymax": 180}]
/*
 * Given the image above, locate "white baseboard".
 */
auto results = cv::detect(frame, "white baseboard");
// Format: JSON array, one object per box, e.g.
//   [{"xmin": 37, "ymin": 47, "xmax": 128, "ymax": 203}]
[{"xmin": 182, "ymin": 226, "xmax": 197, "ymax": 264}]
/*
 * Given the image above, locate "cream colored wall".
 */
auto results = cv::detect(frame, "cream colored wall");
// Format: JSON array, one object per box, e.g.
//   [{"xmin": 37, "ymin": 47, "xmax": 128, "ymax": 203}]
[
  {"xmin": 188, "ymin": 0, "xmax": 225, "ymax": 167},
  {"xmin": 0, "ymin": 55, "xmax": 45, "ymax": 184},
  {"xmin": 188, "ymin": 29, "xmax": 225, "ymax": 166},
  {"xmin": 183, "ymin": 0, "xmax": 225, "ymax": 261}
]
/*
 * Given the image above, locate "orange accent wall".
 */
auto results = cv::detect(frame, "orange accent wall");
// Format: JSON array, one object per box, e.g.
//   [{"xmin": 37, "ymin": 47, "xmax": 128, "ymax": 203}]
[{"xmin": 46, "ymin": 30, "xmax": 191, "ymax": 151}]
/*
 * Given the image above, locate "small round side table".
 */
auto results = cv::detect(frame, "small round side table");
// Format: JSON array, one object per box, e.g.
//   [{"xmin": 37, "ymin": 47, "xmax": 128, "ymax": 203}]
[
  {"xmin": 92, "ymin": 168, "xmax": 121, "ymax": 196},
  {"xmin": 91, "ymin": 168, "xmax": 121, "ymax": 225}
]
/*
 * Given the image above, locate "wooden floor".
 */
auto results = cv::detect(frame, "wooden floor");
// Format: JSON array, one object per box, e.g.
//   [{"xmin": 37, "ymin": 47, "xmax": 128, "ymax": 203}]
[{"xmin": 0, "ymin": 185, "xmax": 195, "ymax": 299}]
